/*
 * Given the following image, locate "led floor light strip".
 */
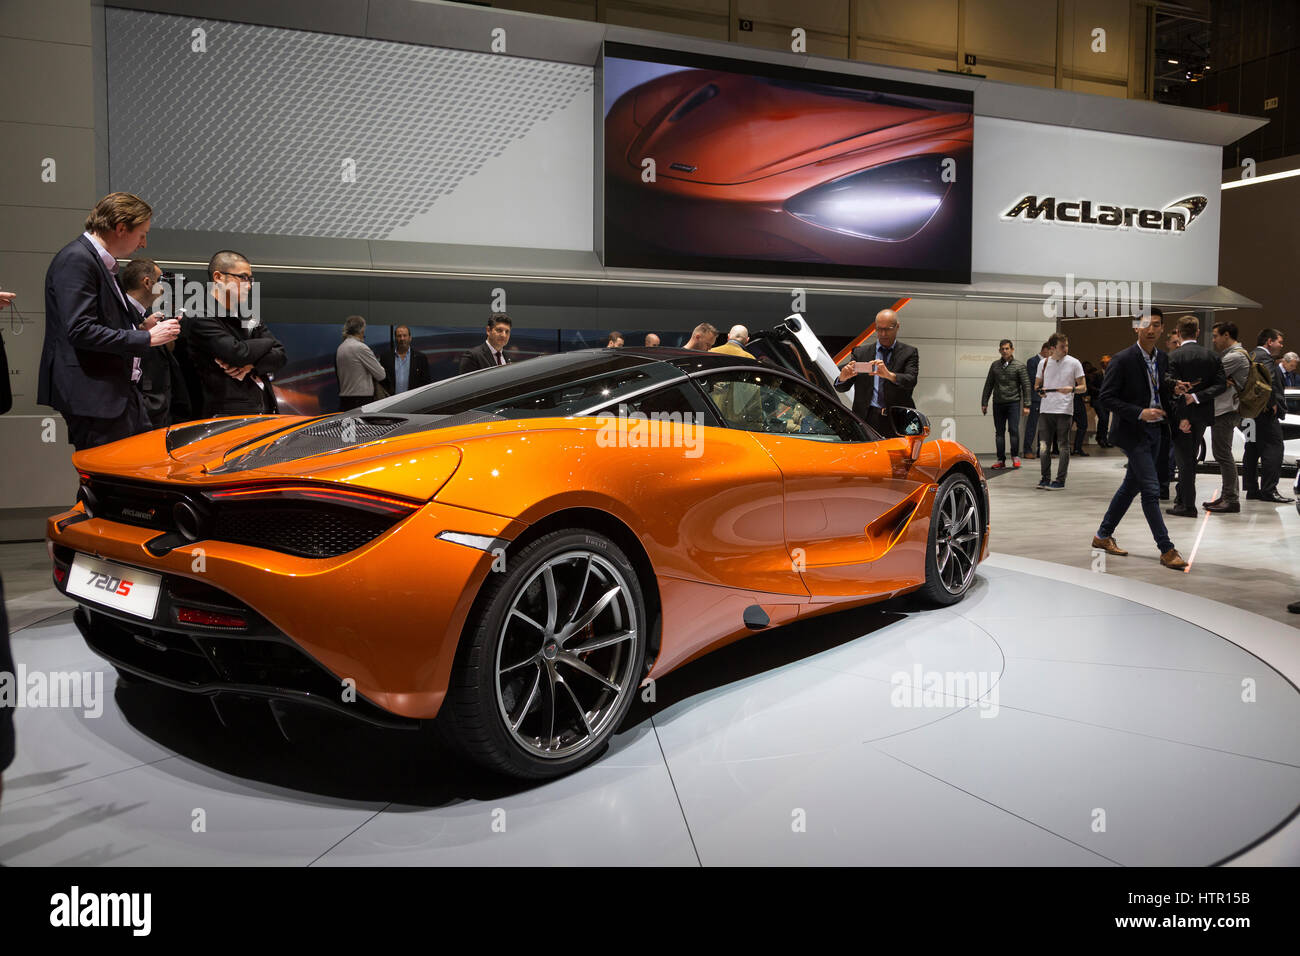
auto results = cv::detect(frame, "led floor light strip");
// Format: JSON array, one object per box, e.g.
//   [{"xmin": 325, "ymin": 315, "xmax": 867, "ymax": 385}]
[{"xmin": 1183, "ymin": 509, "xmax": 1212, "ymax": 573}]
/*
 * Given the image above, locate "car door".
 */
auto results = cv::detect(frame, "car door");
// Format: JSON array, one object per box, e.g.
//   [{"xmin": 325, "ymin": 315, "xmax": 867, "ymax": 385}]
[
  {"xmin": 693, "ymin": 368, "xmax": 926, "ymax": 598},
  {"xmin": 747, "ymin": 312, "xmax": 854, "ymax": 408}
]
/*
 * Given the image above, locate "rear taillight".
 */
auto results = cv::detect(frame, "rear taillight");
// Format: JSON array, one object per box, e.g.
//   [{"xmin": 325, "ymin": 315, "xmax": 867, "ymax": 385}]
[
  {"xmin": 203, "ymin": 483, "xmax": 418, "ymax": 517},
  {"xmin": 176, "ymin": 607, "xmax": 248, "ymax": 629}
]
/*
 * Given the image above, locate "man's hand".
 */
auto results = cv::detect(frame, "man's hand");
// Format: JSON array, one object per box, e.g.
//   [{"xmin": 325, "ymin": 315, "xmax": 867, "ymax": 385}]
[
  {"xmin": 1179, "ymin": 419, "xmax": 1191, "ymax": 433},
  {"xmin": 1022, "ymin": 406, "xmax": 1030, "ymax": 415},
  {"xmin": 1183, "ymin": 392, "xmax": 1197, "ymax": 405},
  {"xmin": 215, "ymin": 358, "xmax": 253, "ymax": 381},
  {"xmin": 838, "ymin": 360, "xmax": 857, "ymax": 383},
  {"xmin": 1139, "ymin": 407, "xmax": 1166, "ymax": 422},
  {"xmin": 1172, "ymin": 380, "xmax": 1191, "ymax": 396},
  {"xmin": 873, "ymin": 360, "xmax": 897, "ymax": 383},
  {"xmin": 0, "ymin": 291, "xmax": 15, "ymax": 310},
  {"xmin": 140, "ymin": 311, "xmax": 164, "ymax": 331},
  {"xmin": 148, "ymin": 319, "xmax": 180, "ymax": 347},
  {"xmin": 981, "ymin": 405, "xmax": 988, "ymax": 416}
]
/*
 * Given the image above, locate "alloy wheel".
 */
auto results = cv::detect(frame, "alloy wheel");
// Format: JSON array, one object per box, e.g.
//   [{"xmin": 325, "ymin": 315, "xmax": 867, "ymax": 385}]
[
  {"xmin": 494, "ymin": 550, "xmax": 640, "ymax": 759},
  {"xmin": 934, "ymin": 481, "xmax": 981, "ymax": 595}
]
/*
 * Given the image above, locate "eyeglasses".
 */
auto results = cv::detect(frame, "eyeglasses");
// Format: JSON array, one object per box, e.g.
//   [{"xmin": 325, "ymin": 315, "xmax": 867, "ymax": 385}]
[{"xmin": 219, "ymin": 272, "xmax": 254, "ymax": 284}]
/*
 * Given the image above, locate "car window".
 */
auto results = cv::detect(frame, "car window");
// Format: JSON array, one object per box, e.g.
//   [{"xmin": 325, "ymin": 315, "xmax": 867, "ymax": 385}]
[
  {"xmin": 696, "ymin": 371, "xmax": 869, "ymax": 442},
  {"xmin": 595, "ymin": 381, "xmax": 721, "ymax": 426}
]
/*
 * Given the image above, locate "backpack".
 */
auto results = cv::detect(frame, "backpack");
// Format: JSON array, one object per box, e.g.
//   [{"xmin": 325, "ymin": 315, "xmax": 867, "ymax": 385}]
[{"xmin": 1230, "ymin": 345, "xmax": 1273, "ymax": 419}]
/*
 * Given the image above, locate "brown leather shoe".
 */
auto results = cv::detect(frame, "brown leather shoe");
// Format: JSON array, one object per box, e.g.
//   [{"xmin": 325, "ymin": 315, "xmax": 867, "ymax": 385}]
[
  {"xmin": 1160, "ymin": 549, "xmax": 1188, "ymax": 570},
  {"xmin": 1091, "ymin": 536, "xmax": 1127, "ymax": 556}
]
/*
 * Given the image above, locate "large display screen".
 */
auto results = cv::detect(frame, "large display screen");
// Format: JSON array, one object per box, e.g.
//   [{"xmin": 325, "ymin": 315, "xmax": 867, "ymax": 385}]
[{"xmin": 602, "ymin": 43, "xmax": 974, "ymax": 283}]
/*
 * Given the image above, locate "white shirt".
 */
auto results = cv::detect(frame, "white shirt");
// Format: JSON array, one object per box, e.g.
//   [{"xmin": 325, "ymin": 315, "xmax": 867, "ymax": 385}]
[{"xmin": 1038, "ymin": 354, "xmax": 1083, "ymax": 415}]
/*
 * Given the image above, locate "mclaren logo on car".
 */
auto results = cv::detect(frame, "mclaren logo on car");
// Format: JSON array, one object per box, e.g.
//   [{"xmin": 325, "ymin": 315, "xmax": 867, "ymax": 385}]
[{"xmin": 1002, "ymin": 194, "xmax": 1208, "ymax": 232}]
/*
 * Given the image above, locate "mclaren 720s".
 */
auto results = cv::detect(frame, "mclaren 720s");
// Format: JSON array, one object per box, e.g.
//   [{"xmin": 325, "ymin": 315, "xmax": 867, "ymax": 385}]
[{"xmin": 47, "ymin": 316, "xmax": 989, "ymax": 779}]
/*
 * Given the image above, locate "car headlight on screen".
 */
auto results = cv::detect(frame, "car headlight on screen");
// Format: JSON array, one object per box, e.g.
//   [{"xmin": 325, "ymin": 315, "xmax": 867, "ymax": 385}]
[{"xmin": 785, "ymin": 156, "xmax": 951, "ymax": 242}]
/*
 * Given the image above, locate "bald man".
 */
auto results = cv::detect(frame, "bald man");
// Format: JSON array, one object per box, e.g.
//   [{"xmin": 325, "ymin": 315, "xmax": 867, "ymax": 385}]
[
  {"xmin": 644, "ymin": 333, "xmax": 661, "ymax": 348},
  {"xmin": 709, "ymin": 324, "xmax": 755, "ymax": 359},
  {"xmin": 834, "ymin": 309, "xmax": 919, "ymax": 437}
]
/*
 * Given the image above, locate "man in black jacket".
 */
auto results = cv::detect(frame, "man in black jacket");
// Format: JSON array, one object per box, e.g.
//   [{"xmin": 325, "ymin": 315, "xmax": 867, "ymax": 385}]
[
  {"xmin": 834, "ymin": 309, "xmax": 919, "ymax": 437},
  {"xmin": 1241, "ymin": 327, "xmax": 1291, "ymax": 503},
  {"xmin": 379, "ymin": 325, "xmax": 431, "ymax": 393},
  {"xmin": 1092, "ymin": 309, "xmax": 1188, "ymax": 569},
  {"xmin": 120, "ymin": 258, "xmax": 191, "ymax": 428},
  {"xmin": 184, "ymin": 251, "xmax": 285, "ymax": 416},
  {"xmin": 1164, "ymin": 315, "xmax": 1226, "ymax": 517},
  {"xmin": 460, "ymin": 313, "xmax": 512, "ymax": 374},
  {"xmin": 37, "ymin": 192, "xmax": 181, "ymax": 449}
]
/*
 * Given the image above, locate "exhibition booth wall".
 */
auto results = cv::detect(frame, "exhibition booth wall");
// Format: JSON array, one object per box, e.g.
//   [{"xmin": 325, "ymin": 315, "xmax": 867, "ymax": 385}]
[{"xmin": 0, "ymin": 0, "xmax": 1264, "ymax": 538}]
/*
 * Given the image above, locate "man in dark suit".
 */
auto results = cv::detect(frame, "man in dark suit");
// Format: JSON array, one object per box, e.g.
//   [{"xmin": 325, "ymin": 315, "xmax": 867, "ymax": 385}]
[
  {"xmin": 379, "ymin": 325, "xmax": 431, "ymax": 393},
  {"xmin": 1241, "ymin": 327, "xmax": 1291, "ymax": 503},
  {"xmin": 1092, "ymin": 309, "xmax": 1188, "ymax": 569},
  {"xmin": 460, "ymin": 313, "xmax": 513, "ymax": 374},
  {"xmin": 184, "ymin": 250, "xmax": 285, "ymax": 416},
  {"xmin": 1164, "ymin": 315, "xmax": 1226, "ymax": 517},
  {"xmin": 120, "ymin": 258, "xmax": 191, "ymax": 428},
  {"xmin": 834, "ymin": 309, "xmax": 919, "ymax": 437},
  {"xmin": 38, "ymin": 192, "xmax": 181, "ymax": 450}
]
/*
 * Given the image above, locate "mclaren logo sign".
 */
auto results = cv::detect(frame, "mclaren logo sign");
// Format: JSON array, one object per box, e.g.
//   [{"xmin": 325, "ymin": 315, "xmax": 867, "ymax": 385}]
[{"xmin": 1002, "ymin": 195, "xmax": 1208, "ymax": 232}]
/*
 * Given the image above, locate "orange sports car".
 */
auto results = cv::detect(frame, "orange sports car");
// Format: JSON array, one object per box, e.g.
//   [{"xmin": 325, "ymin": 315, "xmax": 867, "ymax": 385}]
[{"xmin": 47, "ymin": 316, "xmax": 988, "ymax": 779}]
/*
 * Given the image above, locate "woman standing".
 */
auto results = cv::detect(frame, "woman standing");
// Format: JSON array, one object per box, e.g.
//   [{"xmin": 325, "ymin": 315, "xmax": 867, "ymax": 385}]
[{"xmin": 336, "ymin": 314, "xmax": 386, "ymax": 411}]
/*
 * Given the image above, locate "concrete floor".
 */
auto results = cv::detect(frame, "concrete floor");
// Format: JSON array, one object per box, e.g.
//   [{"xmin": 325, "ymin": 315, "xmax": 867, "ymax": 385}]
[
  {"xmin": 978, "ymin": 448, "xmax": 1299, "ymax": 628},
  {"xmin": 3, "ymin": 559, "xmax": 1298, "ymax": 865}
]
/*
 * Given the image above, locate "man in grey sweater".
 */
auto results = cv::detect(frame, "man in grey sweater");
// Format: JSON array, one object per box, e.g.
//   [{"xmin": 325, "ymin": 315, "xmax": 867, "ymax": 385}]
[
  {"xmin": 1203, "ymin": 320, "xmax": 1252, "ymax": 513},
  {"xmin": 981, "ymin": 339, "xmax": 1032, "ymax": 469},
  {"xmin": 336, "ymin": 314, "xmax": 386, "ymax": 412}
]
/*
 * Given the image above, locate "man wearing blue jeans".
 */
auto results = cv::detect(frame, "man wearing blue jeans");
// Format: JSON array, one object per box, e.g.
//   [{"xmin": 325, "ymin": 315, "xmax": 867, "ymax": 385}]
[{"xmin": 1091, "ymin": 308, "xmax": 1188, "ymax": 570}]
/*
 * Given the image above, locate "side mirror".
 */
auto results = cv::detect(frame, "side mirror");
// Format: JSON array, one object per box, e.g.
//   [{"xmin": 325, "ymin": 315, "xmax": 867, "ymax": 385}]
[{"xmin": 888, "ymin": 406, "xmax": 930, "ymax": 461}]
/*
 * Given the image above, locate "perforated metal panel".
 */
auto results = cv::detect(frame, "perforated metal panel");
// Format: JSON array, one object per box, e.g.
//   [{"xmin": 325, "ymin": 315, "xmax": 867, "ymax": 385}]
[{"xmin": 105, "ymin": 9, "xmax": 591, "ymax": 240}]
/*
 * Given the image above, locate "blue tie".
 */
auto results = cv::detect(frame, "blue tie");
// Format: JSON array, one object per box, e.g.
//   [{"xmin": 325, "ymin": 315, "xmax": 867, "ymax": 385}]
[{"xmin": 874, "ymin": 346, "xmax": 891, "ymax": 408}]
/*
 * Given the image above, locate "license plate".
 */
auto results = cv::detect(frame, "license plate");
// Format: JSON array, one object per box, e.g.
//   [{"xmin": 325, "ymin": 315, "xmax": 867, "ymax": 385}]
[{"xmin": 66, "ymin": 553, "xmax": 162, "ymax": 620}]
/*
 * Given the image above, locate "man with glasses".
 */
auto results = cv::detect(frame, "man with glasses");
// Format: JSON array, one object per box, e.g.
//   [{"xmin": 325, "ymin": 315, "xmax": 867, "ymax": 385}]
[
  {"xmin": 184, "ymin": 250, "xmax": 285, "ymax": 416},
  {"xmin": 835, "ymin": 309, "xmax": 919, "ymax": 437}
]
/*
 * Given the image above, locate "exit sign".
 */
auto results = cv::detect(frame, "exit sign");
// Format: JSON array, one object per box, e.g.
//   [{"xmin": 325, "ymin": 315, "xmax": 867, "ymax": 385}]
[{"xmin": 1265, "ymin": 96, "xmax": 1279, "ymax": 110}]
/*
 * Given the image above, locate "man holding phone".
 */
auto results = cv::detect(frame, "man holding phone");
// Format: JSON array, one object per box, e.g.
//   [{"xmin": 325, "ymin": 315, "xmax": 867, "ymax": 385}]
[
  {"xmin": 1033, "ymin": 333, "xmax": 1084, "ymax": 489},
  {"xmin": 38, "ymin": 193, "xmax": 180, "ymax": 450},
  {"xmin": 835, "ymin": 309, "xmax": 919, "ymax": 437}
]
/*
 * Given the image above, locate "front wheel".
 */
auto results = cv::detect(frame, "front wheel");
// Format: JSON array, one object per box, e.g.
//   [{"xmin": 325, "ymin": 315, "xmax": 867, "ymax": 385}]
[
  {"xmin": 917, "ymin": 473, "xmax": 982, "ymax": 606},
  {"xmin": 441, "ymin": 530, "xmax": 647, "ymax": 779}
]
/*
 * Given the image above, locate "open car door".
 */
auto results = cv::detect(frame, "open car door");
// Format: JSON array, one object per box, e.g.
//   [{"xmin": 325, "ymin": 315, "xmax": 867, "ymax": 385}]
[{"xmin": 746, "ymin": 313, "xmax": 855, "ymax": 409}]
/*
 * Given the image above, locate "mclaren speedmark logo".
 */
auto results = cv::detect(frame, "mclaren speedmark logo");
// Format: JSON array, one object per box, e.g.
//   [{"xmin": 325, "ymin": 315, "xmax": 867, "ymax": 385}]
[{"xmin": 1002, "ymin": 195, "xmax": 1208, "ymax": 232}]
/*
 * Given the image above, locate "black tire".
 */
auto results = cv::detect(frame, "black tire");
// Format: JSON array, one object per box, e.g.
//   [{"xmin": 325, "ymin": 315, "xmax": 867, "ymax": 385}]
[
  {"xmin": 917, "ymin": 472, "xmax": 982, "ymax": 607},
  {"xmin": 440, "ymin": 529, "xmax": 647, "ymax": 779}
]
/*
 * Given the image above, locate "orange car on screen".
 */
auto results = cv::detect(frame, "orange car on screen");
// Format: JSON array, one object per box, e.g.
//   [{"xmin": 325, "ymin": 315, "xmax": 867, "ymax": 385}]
[
  {"xmin": 604, "ymin": 59, "xmax": 973, "ymax": 279},
  {"xmin": 47, "ymin": 317, "xmax": 988, "ymax": 779}
]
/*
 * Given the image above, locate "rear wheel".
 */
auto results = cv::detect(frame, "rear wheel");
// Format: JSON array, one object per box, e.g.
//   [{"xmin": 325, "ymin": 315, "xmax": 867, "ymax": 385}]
[
  {"xmin": 441, "ymin": 530, "xmax": 647, "ymax": 779},
  {"xmin": 918, "ymin": 473, "xmax": 982, "ymax": 606}
]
